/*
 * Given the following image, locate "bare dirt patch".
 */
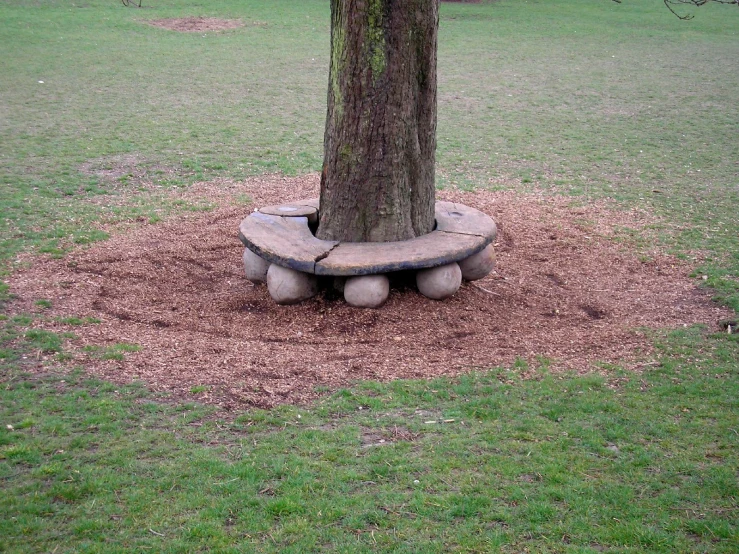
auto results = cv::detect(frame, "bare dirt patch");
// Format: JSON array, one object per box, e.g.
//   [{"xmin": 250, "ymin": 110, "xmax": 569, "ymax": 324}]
[
  {"xmin": 78, "ymin": 153, "xmax": 183, "ymax": 188},
  {"xmin": 360, "ymin": 426, "xmax": 420, "ymax": 448},
  {"xmin": 79, "ymin": 154, "xmax": 145, "ymax": 183},
  {"xmin": 145, "ymin": 17, "xmax": 245, "ymax": 33},
  {"xmin": 7, "ymin": 175, "xmax": 732, "ymax": 409}
]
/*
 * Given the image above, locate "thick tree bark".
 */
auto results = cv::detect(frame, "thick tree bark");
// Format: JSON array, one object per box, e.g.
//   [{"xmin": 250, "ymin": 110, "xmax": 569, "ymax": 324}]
[{"xmin": 316, "ymin": 0, "xmax": 439, "ymax": 243}]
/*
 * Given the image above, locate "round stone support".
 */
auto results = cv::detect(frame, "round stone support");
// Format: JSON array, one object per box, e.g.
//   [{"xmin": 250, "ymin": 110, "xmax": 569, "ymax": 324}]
[
  {"xmin": 266, "ymin": 265, "xmax": 318, "ymax": 305},
  {"xmin": 243, "ymin": 248, "xmax": 270, "ymax": 283},
  {"xmin": 458, "ymin": 244, "xmax": 496, "ymax": 281},
  {"xmin": 344, "ymin": 275, "xmax": 390, "ymax": 308},
  {"xmin": 416, "ymin": 263, "xmax": 462, "ymax": 300}
]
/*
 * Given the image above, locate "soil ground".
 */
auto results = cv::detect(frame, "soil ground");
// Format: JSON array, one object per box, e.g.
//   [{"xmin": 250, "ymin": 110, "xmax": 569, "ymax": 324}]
[
  {"xmin": 145, "ymin": 17, "xmax": 244, "ymax": 32},
  {"xmin": 7, "ymin": 175, "xmax": 731, "ymax": 409}
]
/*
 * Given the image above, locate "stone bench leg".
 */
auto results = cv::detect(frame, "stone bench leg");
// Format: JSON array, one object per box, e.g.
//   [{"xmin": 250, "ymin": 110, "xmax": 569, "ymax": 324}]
[
  {"xmin": 416, "ymin": 263, "xmax": 462, "ymax": 300},
  {"xmin": 243, "ymin": 248, "xmax": 270, "ymax": 283},
  {"xmin": 267, "ymin": 265, "xmax": 318, "ymax": 305},
  {"xmin": 459, "ymin": 244, "xmax": 496, "ymax": 281},
  {"xmin": 344, "ymin": 275, "xmax": 390, "ymax": 308}
]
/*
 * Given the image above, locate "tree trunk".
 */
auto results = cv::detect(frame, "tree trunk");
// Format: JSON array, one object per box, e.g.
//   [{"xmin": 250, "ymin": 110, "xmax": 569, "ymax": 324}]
[{"xmin": 316, "ymin": 0, "xmax": 438, "ymax": 243}]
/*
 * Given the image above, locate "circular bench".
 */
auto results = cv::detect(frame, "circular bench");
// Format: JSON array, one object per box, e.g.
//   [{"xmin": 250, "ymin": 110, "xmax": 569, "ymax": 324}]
[{"xmin": 238, "ymin": 199, "xmax": 497, "ymax": 307}]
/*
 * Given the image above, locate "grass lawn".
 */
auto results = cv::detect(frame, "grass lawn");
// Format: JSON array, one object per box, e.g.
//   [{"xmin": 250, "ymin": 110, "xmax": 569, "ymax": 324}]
[{"xmin": 1, "ymin": 0, "xmax": 738, "ymax": 552}]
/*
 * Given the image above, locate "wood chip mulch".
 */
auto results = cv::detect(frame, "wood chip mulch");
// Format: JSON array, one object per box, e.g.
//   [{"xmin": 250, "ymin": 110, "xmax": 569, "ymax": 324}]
[{"xmin": 7, "ymin": 175, "xmax": 732, "ymax": 409}]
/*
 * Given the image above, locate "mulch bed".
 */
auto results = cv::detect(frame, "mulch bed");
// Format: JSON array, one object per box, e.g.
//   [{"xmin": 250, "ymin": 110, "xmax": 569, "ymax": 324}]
[
  {"xmin": 7, "ymin": 175, "xmax": 732, "ymax": 409},
  {"xmin": 145, "ymin": 18, "xmax": 244, "ymax": 33}
]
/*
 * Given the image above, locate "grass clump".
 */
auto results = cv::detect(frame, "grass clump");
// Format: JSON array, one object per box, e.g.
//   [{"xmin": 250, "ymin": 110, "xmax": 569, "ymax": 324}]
[
  {"xmin": 24, "ymin": 329, "xmax": 66, "ymax": 354},
  {"xmin": 82, "ymin": 343, "xmax": 141, "ymax": 361},
  {"xmin": 56, "ymin": 316, "xmax": 101, "ymax": 326}
]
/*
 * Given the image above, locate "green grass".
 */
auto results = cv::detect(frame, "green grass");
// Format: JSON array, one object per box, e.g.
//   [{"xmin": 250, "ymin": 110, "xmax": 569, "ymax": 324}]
[
  {"xmin": 0, "ymin": 325, "xmax": 737, "ymax": 553},
  {"xmin": 82, "ymin": 342, "xmax": 142, "ymax": 361},
  {"xmin": 1, "ymin": 0, "xmax": 738, "ymax": 551}
]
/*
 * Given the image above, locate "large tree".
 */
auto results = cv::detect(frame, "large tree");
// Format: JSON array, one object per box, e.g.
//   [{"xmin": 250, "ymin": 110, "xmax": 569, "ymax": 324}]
[
  {"xmin": 316, "ymin": 0, "xmax": 439, "ymax": 243},
  {"xmin": 316, "ymin": 0, "xmax": 736, "ymax": 244}
]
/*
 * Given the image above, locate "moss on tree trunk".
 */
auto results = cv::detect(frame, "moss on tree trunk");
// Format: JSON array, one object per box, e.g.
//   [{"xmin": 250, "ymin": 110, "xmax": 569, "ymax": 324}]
[{"xmin": 316, "ymin": 0, "xmax": 439, "ymax": 243}]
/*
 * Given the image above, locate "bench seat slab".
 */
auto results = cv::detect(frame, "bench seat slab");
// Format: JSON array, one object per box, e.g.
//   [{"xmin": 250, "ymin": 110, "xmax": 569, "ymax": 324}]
[{"xmin": 238, "ymin": 212, "xmax": 337, "ymax": 274}]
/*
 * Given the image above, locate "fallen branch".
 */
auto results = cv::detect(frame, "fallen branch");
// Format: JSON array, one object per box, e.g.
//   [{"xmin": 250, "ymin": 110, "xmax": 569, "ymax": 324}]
[{"xmin": 472, "ymin": 283, "xmax": 500, "ymax": 296}]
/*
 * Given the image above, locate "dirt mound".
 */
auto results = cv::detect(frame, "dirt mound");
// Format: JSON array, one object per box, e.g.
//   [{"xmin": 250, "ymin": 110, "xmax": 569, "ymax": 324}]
[
  {"xmin": 8, "ymin": 175, "xmax": 731, "ymax": 409},
  {"xmin": 145, "ymin": 17, "xmax": 244, "ymax": 32}
]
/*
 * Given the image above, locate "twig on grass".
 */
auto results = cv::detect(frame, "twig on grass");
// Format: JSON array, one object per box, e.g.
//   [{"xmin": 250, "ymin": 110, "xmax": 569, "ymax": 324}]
[{"xmin": 213, "ymin": 477, "xmax": 239, "ymax": 486}]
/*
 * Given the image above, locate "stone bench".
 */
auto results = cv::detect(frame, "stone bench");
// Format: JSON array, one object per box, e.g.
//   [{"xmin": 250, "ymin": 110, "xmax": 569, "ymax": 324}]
[{"xmin": 238, "ymin": 199, "xmax": 498, "ymax": 307}]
